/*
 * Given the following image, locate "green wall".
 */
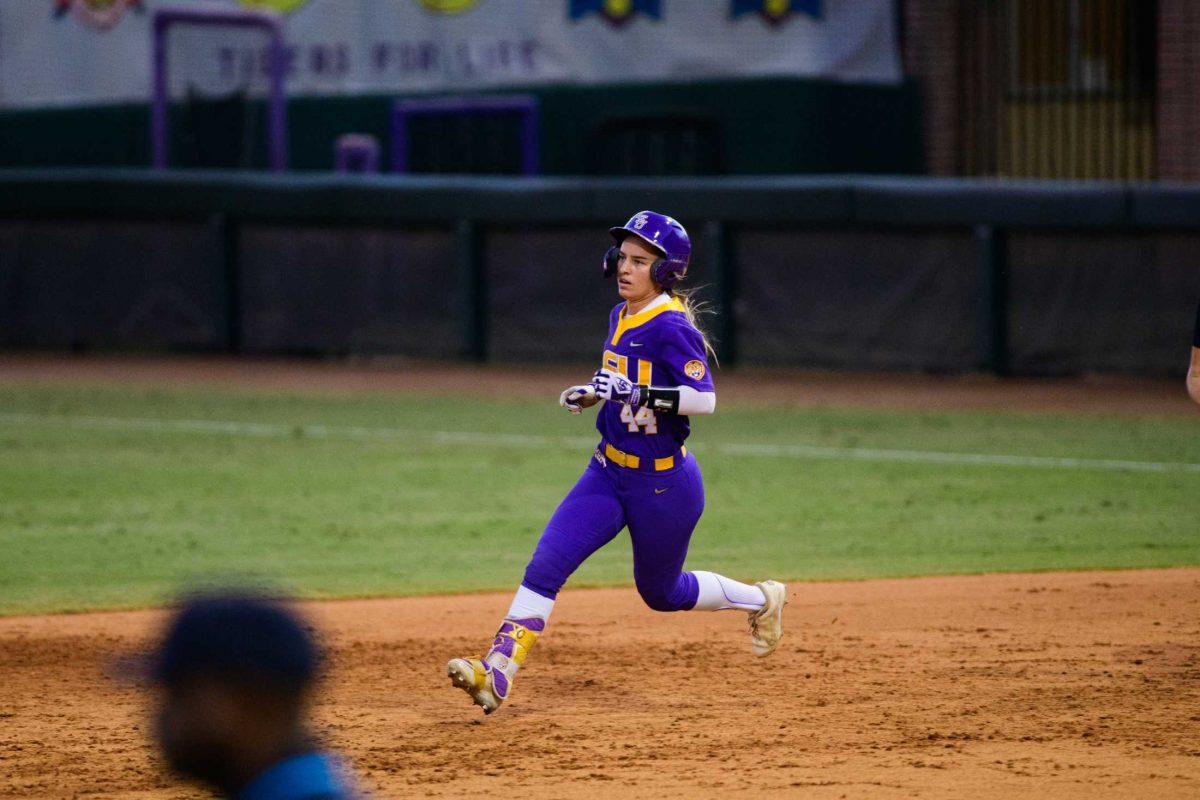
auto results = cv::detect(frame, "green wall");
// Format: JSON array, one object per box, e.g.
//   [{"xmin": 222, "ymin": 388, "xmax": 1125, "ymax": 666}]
[{"xmin": 0, "ymin": 78, "xmax": 921, "ymax": 175}]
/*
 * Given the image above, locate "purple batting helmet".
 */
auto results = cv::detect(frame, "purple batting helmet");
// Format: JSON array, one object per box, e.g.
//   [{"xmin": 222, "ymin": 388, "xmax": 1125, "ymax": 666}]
[{"xmin": 603, "ymin": 210, "xmax": 691, "ymax": 289}]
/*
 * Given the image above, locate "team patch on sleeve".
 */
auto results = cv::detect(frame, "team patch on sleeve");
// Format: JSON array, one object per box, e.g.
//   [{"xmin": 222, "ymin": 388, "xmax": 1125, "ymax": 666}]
[{"xmin": 683, "ymin": 360, "xmax": 706, "ymax": 381}]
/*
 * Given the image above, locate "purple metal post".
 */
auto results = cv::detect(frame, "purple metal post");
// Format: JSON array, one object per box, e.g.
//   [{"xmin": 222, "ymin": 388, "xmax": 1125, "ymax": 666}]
[
  {"xmin": 151, "ymin": 6, "xmax": 288, "ymax": 171},
  {"xmin": 390, "ymin": 94, "xmax": 540, "ymax": 176}
]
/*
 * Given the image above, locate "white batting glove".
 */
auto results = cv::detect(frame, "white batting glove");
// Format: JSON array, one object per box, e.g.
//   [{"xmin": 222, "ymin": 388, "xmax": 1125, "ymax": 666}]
[
  {"xmin": 559, "ymin": 384, "xmax": 598, "ymax": 414},
  {"xmin": 591, "ymin": 368, "xmax": 641, "ymax": 406}
]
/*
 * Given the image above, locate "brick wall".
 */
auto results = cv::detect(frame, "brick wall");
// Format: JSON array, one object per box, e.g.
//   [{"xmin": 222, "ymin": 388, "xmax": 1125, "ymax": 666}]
[
  {"xmin": 906, "ymin": 0, "xmax": 1195, "ymax": 182},
  {"xmin": 901, "ymin": 0, "xmax": 962, "ymax": 176},
  {"xmin": 1158, "ymin": 0, "xmax": 1200, "ymax": 181}
]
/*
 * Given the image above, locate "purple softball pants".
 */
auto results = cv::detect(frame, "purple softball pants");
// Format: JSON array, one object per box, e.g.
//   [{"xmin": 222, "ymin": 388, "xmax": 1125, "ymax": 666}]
[{"xmin": 521, "ymin": 450, "xmax": 704, "ymax": 611}]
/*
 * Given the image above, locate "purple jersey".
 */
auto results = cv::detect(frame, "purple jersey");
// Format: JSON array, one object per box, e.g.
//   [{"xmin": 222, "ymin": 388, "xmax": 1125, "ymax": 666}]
[{"xmin": 595, "ymin": 297, "xmax": 714, "ymax": 461}]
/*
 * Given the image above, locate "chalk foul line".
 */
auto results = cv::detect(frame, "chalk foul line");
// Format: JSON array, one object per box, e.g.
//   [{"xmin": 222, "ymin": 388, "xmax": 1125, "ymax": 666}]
[{"xmin": 0, "ymin": 413, "xmax": 1197, "ymax": 474}]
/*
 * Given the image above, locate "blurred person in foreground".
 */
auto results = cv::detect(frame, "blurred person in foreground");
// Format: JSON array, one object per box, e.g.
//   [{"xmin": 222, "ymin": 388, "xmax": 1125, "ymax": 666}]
[
  {"xmin": 143, "ymin": 592, "xmax": 356, "ymax": 800},
  {"xmin": 1190, "ymin": 301, "xmax": 1200, "ymax": 407}
]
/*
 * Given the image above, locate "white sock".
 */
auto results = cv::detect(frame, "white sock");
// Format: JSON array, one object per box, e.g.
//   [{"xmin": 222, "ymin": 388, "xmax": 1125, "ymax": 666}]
[
  {"xmin": 691, "ymin": 571, "xmax": 766, "ymax": 612},
  {"xmin": 507, "ymin": 585, "xmax": 556, "ymax": 622}
]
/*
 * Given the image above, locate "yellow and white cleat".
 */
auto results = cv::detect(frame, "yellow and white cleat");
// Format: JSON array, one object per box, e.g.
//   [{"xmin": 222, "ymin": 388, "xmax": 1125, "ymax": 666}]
[
  {"xmin": 748, "ymin": 580, "xmax": 787, "ymax": 657},
  {"xmin": 447, "ymin": 617, "xmax": 542, "ymax": 714},
  {"xmin": 447, "ymin": 656, "xmax": 503, "ymax": 714}
]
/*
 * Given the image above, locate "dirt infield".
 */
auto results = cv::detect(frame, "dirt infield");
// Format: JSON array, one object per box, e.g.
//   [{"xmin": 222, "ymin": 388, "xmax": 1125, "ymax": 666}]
[
  {"xmin": 1, "ymin": 353, "xmax": 1195, "ymax": 416},
  {"xmin": 1, "ymin": 569, "xmax": 1198, "ymax": 799}
]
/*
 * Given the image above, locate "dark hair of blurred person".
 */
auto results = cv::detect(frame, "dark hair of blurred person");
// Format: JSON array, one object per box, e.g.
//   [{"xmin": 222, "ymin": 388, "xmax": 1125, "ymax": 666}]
[{"xmin": 146, "ymin": 592, "xmax": 355, "ymax": 800}]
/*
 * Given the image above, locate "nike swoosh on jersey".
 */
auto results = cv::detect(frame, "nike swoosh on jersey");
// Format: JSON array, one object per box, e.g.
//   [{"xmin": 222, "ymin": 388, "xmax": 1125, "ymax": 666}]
[
  {"xmin": 629, "ymin": 342, "xmax": 644, "ymax": 347},
  {"xmin": 654, "ymin": 487, "xmax": 669, "ymax": 494}
]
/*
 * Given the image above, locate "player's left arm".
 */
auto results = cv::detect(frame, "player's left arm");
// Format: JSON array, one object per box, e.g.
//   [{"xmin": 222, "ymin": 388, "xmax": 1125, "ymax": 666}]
[
  {"xmin": 590, "ymin": 369, "xmax": 715, "ymax": 415},
  {"xmin": 591, "ymin": 324, "xmax": 716, "ymax": 415},
  {"xmin": 636, "ymin": 384, "xmax": 715, "ymax": 415}
]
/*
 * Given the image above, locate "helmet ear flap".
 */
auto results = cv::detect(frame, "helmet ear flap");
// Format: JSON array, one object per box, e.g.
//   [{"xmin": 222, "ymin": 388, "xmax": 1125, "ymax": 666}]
[
  {"xmin": 606, "ymin": 245, "xmax": 685, "ymax": 287},
  {"xmin": 603, "ymin": 246, "xmax": 620, "ymax": 278},
  {"xmin": 651, "ymin": 258, "xmax": 668, "ymax": 286},
  {"xmin": 653, "ymin": 257, "xmax": 685, "ymax": 288}
]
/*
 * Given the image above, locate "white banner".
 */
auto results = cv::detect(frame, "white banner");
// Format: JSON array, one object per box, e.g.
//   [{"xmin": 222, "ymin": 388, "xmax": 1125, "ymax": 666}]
[{"xmin": 0, "ymin": 0, "xmax": 900, "ymax": 110}]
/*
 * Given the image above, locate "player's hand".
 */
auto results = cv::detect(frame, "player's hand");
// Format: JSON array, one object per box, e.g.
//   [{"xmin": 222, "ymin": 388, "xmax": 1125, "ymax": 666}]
[
  {"xmin": 559, "ymin": 384, "xmax": 598, "ymax": 414},
  {"xmin": 590, "ymin": 368, "xmax": 641, "ymax": 406}
]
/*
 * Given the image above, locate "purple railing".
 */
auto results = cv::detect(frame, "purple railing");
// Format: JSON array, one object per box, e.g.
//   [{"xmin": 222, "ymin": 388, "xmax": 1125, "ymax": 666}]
[
  {"xmin": 390, "ymin": 94, "xmax": 540, "ymax": 175},
  {"xmin": 151, "ymin": 6, "xmax": 288, "ymax": 171}
]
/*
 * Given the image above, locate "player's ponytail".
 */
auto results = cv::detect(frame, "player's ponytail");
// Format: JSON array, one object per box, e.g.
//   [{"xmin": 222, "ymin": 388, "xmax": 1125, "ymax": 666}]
[{"xmin": 668, "ymin": 286, "xmax": 719, "ymax": 365}]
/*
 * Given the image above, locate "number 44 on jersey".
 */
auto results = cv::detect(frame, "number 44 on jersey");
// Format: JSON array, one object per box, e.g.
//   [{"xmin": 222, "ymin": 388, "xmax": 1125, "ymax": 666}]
[{"xmin": 620, "ymin": 404, "xmax": 657, "ymax": 434}]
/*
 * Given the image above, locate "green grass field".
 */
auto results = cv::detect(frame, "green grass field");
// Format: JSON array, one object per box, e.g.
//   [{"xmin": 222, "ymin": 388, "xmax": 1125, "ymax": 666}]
[{"xmin": 1, "ymin": 382, "xmax": 1197, "ymax": 616}]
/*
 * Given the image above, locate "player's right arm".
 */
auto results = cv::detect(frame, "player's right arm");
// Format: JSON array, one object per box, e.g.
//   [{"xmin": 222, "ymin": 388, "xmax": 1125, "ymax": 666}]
[
  {"xmin": 1189, "ymin": 349, "xmax": 1200, "ymax": 407},
  {"xmin": 1188, "ymin": 302, "xmax": 1200, "ymax": 407},
  {"xmin": 561, "ymin": 302, "xmax": 624, "ymax": 414}
]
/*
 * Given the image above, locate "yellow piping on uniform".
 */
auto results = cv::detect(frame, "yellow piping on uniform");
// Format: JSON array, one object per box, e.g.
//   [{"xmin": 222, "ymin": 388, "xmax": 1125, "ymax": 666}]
[{"xmin": 611, "ymin": 298, "xmax": 686, "ymax": 346}]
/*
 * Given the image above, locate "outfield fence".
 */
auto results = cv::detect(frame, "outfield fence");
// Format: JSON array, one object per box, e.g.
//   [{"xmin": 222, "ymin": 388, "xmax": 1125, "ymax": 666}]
[{"xmin": 1, "ymin": 170, "xmax": 1197, "ymax": 375}]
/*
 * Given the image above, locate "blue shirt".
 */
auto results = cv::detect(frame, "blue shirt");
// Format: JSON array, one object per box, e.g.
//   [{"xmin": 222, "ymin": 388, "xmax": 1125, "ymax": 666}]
[
  {"xmin": 236, "ymin": 752, "xmax": 353, "ymax": 800},
  {"xmin": 595, "ymin": 298, "xmax": 714, "ymax": 461}
]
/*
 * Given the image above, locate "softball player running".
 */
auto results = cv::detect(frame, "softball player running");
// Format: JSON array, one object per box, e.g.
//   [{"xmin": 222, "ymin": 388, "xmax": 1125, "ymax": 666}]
[{"xmin": 447, "ymin": 211, "xmax": 786, "ymax": 714}]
